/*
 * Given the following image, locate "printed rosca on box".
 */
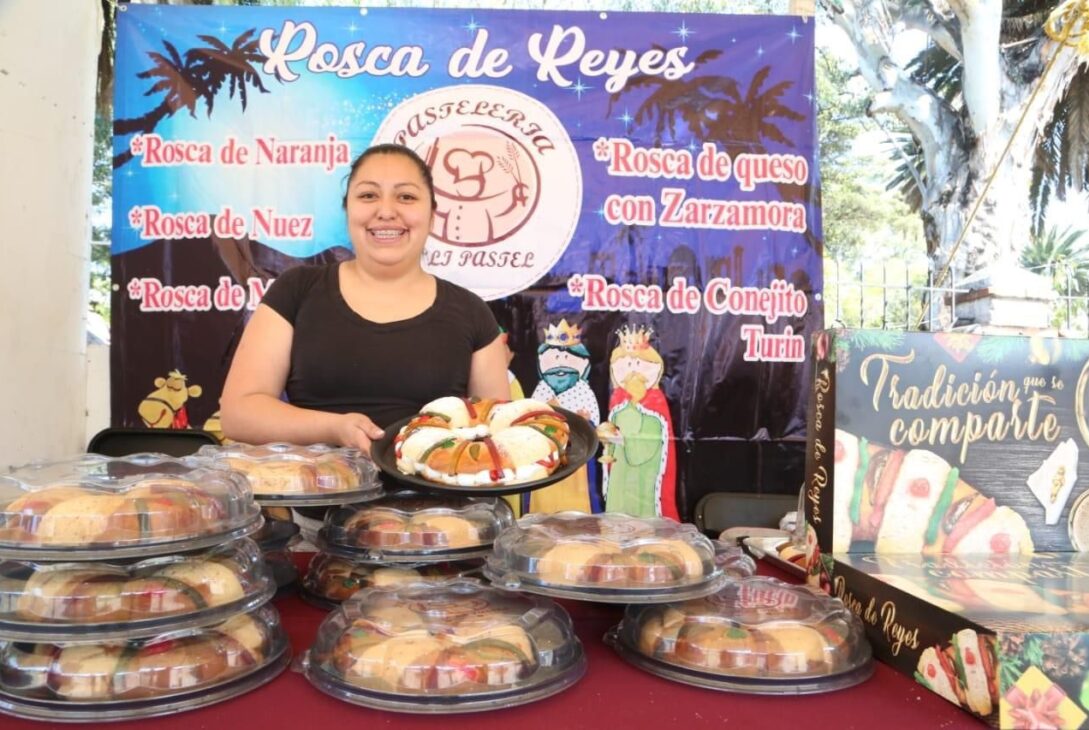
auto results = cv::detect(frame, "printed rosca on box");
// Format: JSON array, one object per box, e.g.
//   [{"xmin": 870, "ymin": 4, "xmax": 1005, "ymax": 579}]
[{"xmin": 802, "ymin": 329, "xmax": 1089, "ymax": 728}]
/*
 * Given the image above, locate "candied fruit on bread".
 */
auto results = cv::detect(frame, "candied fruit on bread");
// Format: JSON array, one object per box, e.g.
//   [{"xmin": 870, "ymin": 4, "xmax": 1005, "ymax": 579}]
[
  {"xmin": 329, "ymin": 604, "xmax": 537, "ymax": 692},
  {"xmin": 394, "ymin": 397, "xmax": 570, "ymax": 487}
]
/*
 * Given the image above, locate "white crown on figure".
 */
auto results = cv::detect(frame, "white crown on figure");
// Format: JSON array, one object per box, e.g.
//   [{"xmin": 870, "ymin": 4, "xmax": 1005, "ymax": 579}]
[{"xmin": 616, "ymin": 324, "xmax": 653, "ymax": 351}]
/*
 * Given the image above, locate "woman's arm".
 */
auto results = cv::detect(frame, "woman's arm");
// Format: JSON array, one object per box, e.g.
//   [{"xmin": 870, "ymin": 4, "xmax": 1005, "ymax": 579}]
[
  {"xmin": 219, "ymin": 304, "xmax": 385, "ymax": 453},
  {"xmin": 467, "ymin": 335, "xmax": 512, "ymax": 401}
]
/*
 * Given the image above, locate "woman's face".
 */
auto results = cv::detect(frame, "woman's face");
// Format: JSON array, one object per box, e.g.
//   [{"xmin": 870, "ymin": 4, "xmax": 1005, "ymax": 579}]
[{"xmin": 345, "ymin": 152, "xmax": 434, "ymax": 271}]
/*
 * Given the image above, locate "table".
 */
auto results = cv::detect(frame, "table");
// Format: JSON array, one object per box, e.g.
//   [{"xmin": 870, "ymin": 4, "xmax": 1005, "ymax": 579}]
[{"xmin": 2, "ymin": 557, "xmax": 984, "ymax": 729}]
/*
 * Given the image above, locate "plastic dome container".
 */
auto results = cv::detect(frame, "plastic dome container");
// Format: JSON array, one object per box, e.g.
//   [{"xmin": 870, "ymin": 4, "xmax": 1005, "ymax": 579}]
[
  {"xmin": 301, "ymin": 579, "xmax": 585, "ymax": 712},
  {"xmin": 606, "ymin": 576, "xmax": 873, "ymax": 694},
  {"xmin": 196, "ymin": 442, "xmax": 382, "ymax": 506},
  {"xmin": 1, "ymin": 454, "xmax": 261, "ymax": 560},
  {"xmin": 0, "ymin": 538, "xmax": 274, "ymax": 641},
  {"xmin": 485, "ymin": 512, "xmax": 743, "ymax": 602},
  {"xmin": 316, "ymin": 492, "xmax": 514, "ymax": 563},
  {"xmin": 0, "ymin": 604, "xmax": 290, "ymax": 721},
  {"xmin": 301, "ymin": 553, "xmax": 484, "ymax": 608}
]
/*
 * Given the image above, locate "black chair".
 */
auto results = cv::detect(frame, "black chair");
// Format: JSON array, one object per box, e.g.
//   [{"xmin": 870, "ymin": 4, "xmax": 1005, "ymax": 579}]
[
  {"xmin": 693, "ymin": 491, "xmax": 798, "ymax": 536},
  {"xmin": 87, "ymin": 427, "xmax": 220, "ymax": 457}
]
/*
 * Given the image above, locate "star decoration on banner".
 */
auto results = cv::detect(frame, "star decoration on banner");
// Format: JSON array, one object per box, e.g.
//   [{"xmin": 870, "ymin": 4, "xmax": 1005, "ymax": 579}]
[
  {"xmin": 673, "ymin": 22, "xmax": 693, "ymax": 41},
  {"xmin": 595, "ymin": 205, "xmax": 607, "ymax": 219},
  {"xmin": 568, "ymin": 77, "xmax": 591, "ymax": 100},
  {"xmin": 616, "ymin": 108, "xmax": 633, "ymax": 127},
  {"xmin": 756, "ymin": 46, "xmax": 765, "ymax": 57},
  {"xmin": 686, "ymin": 139, "xmax": 699, "ymax": 153},
  {"xmin": 803, "ymin": 91, "xmax": 815, "ymax": 105},
  {"xmin": 345, "ymin": 22, "xmax": 360, "ymax": 35},
  {"xmin": 787, "ymin": 27, "xmax": 801, "ymax": 44},
  {"xmin": 463, "ymin": 16, "xmax": 483, "ymax": 33}
]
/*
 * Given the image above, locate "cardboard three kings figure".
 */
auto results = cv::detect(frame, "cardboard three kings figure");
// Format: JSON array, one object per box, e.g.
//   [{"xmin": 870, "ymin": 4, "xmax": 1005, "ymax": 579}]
[
  {"xmin": 527, "ymin": 319, "xmax": 602, "ymax": 513},
  {"xmin": 600, "ymin": 325, "xmax": 679, "ymax": 520}
]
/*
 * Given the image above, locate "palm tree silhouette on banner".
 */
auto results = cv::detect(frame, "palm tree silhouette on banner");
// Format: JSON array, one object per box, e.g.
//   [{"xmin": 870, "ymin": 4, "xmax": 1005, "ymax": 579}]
[
  {"xmin": 608, "ymin": 49, "xmax": 805, "ymax": 158},
  {"xmin": 113, "ymin": 30, "xmax": 271, "ymax": 169},
  {"xmin": 604, "ymin": 47, "xmax": 815, "ymax": 445}
]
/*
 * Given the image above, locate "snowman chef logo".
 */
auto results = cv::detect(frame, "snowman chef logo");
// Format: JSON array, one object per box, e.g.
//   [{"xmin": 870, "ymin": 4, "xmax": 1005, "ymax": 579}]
[
  {"xmin": 373, "ymin": 84, "xmax": 581, "ymax": 300},
  {"xmin": 425, "ymin": 133, "xmax": 540, "ymax": 248}
]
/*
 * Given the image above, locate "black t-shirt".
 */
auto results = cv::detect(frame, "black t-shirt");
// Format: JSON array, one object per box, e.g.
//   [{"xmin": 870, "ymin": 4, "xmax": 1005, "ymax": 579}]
[{"xmin": 260, "ymin": 263, "xmax": 499, "ymax": 429}]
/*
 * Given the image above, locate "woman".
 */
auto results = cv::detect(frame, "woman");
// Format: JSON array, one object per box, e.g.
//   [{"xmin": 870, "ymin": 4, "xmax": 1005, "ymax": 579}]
[{"xmin": 220, "ymin": 144, "xmax": 510, "ymax": 455}]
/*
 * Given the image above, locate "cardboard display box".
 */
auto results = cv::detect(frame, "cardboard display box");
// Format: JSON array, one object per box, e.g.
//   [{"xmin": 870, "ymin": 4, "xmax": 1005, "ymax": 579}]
[{"xmin": 803, "ymin": 329, "xmax": 1089, "ymax": 728}]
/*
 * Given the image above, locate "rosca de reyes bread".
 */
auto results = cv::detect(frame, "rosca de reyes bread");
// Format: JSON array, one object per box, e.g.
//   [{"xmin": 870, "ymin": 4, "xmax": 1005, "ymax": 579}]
[
  {"xmin": 624, "ymin": 576, "xmax": 870, "ymax": 681},
  {"xmin": 302, "ymin": 553, "xmax": 481, "ymax": 604},
  {"xmin": 0, "ymin": 610, "xmax": 277, "ymax": 702},
  {"xmin": 197, "ymin": 442, "xmax": 377, "ymax": 497},
  {"xmin": 490, "ymin": 512, "xmax": 715, "ymax": 590},
  {"xmin": 326, "ymin": 494, "xmax": 513, "ymax": 555},
  {"xmin": 0, "ymin": 480, "xmax": 234, "ymax": 548},
  {"xmin": 394, "ymin": 397, "xmax": 570, "ymax": 487},
  {"xmin": 326, "ymin": 587, "xmax": 539, "ymax": 693},
  {"xmin": 832, "ymin": 429, "xmax": 1033, "ymax": 554},
  {"xmin": 1, "ymin": 543, "xmax": 266, "ymax": 627},
  {"xmin": 915, "ymin": 628, "xmax": 998, "ymax": 717}
]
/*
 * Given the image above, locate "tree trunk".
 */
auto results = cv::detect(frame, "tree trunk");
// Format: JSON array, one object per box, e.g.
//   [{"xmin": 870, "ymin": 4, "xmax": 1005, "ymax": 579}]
[
  {"xmin": 926, "ymin": 44, "xmax": 1083, "ymax": 285},
  {"xmin": 821, "ymin": 0, "xmax": 1084, "ymax": 329}
]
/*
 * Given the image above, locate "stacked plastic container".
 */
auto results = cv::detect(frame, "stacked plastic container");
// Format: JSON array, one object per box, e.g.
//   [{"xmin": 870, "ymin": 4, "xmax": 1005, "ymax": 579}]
[
  {"xmin": 0, "ymin": 454, "xmax": 290, "ymax": 721},
  {"xmin": 301, "ymin": 490, "xmax": 509, "ymax": 607},
  {"xmin": 484, "ymin": 511, "xmax": 874, "ymax": 695},
  {"xmin": 194, "ymin": 442, "xmax": 384, "ymax": 591},
  {"xmin": 485, "ymin": 511, "xmax": 749, "ymax": 602},
  {"xmin": 302, "ymin": 578, "xmax": 586, "ymax": 712}
]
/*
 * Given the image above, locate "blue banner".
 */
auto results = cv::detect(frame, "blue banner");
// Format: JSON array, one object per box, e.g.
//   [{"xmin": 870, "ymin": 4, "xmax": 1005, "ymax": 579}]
[{"xmin": 112, "ymin": 5, "xmax": 821, "ymax": 517}]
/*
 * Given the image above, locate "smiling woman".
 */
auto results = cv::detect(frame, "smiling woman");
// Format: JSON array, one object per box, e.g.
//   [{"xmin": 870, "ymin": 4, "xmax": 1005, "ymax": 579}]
[{"xmin": 219, "ymin": 144, "xmax": 511, "ymax": 457}]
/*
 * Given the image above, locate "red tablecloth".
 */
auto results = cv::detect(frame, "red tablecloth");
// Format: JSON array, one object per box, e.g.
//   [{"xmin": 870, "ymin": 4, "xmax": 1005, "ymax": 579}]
[{"xmin": 2, "ymin": 557, "xmax": 984, "ymax": 729}]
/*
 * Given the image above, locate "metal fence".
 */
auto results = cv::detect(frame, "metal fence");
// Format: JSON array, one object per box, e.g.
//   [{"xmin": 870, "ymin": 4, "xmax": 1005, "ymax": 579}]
[{"xmin": 824, "ymin": 260, "xmax": 1089, "ymax": 335}]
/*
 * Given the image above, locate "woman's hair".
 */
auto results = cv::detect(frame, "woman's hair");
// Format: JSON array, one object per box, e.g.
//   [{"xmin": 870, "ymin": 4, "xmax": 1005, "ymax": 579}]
[{"xmin": 341, "ymin": 143, "xmax": 437, "ymax": 210}]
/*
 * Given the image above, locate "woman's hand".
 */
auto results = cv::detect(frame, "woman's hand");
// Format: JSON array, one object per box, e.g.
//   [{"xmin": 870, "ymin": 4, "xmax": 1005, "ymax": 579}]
[{"xmin": 336, "ymin": 413, "xmax": 385, "ymax": 456}]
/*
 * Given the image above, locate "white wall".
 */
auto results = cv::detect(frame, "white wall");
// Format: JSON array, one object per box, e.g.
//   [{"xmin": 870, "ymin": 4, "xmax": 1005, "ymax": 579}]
[
  {"xmin": 0, "ymin": 0, "xmax": 102, "ymax": 468},
  {"xmin": 86, "ymin": 342, "xmax": 110, "ymax": 447}
]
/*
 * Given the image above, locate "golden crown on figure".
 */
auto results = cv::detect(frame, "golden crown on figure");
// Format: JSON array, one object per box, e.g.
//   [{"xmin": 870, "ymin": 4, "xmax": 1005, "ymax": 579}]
[
  {"xmin": 544, "ymin": 319, "xmax": 583, "ymax": 347},
  {"xmin": 616, "ymin": 324, "xmax": 653, "ymax": 351}
]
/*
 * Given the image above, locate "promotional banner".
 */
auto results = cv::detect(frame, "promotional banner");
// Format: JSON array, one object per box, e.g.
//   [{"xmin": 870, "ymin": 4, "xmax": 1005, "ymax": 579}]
[{"xmin": 112, "ymin": 5, "xmax": 822, "ymax": 518}]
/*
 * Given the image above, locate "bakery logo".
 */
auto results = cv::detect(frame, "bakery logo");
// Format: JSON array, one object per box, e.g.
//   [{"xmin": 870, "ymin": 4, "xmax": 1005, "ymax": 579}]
[
  {"xmin": 734, "ymin": 584, "xmax": 800, "ymax": 611},
  {"xmin": 374, "ymin": 84, "xmax": 582, "ymax": 300},
  {"xmin": 405, "ymin": 596, "xmax": 491, "ymax": 620},
  {"xmin": 596, "ymin": 521, "xmax": 647, "ymax": 541}
]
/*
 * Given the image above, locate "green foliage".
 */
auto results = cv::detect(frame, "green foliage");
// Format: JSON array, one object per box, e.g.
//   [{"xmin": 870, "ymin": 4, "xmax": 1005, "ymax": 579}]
[
  {"xmin": 824, "ymin": 258, "xmax": 930, "ymax": 329},
  {"xmin": 841, "ymin": 328, "xmax": 905, "ymax": 351},
  {"xmin": 90, "ymin": 114, "xmax": 112, "ymax": 322},
  {"xmin": 1019, "ymin": 225, "xmax": 1089, "ymax": 332},
  {"xmin": 1020, "ymin": 225, "xmax": 1089, "ymax": 295},
  {"xmin": 974, "ymin": 337, "xmax": 1025, "ymax": 364},
  {"xmin": 817, "ymin": 52, "xmax": 922, "ymax": 266},
  {"xmin": 815, "ymin": 50, "xmax": 926, "ymax": 328}
]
